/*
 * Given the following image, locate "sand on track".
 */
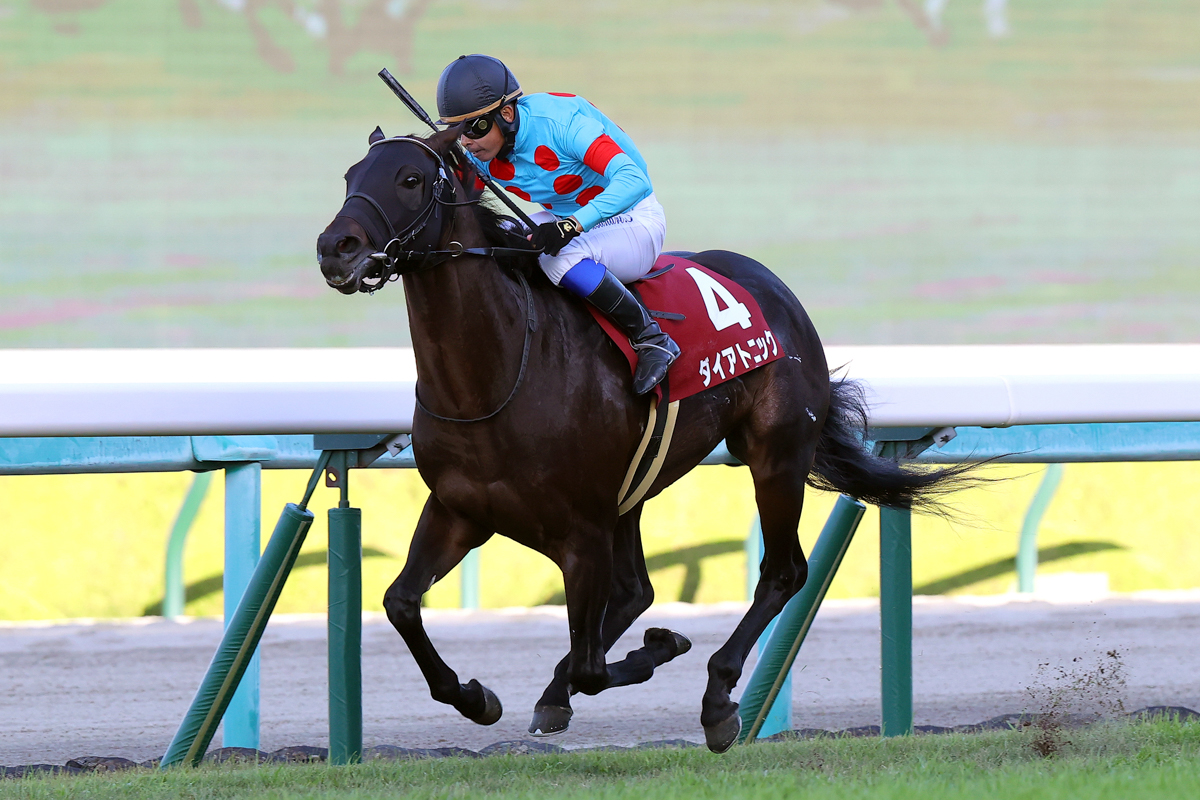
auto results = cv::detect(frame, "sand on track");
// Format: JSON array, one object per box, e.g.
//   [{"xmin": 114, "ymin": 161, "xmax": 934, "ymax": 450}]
[{"xmin": 2, "ymin": 591, "xmax": 1199, "ymax": 766}]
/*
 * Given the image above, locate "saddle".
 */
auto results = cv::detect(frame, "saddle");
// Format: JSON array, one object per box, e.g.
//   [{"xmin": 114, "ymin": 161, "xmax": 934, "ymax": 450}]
[
  {"xmin": 588, "ymin": 253, "xmax": 785, "ymax": 403},
  {"xmin": 591, "ymin": 253, "xmax": 786, "ymax": 513}
]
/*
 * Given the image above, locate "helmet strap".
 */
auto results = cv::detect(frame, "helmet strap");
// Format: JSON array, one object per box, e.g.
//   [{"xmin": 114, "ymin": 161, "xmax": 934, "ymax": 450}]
[{"xmin": 496, "ymin": 102, "xmax": 520, "ymax": 160}]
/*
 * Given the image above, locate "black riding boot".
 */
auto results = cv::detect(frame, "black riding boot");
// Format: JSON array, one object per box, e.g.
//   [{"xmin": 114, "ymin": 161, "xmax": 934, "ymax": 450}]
[{"xmin": 586, "ymin": 271, "xmax": 681, "ymax": 395}]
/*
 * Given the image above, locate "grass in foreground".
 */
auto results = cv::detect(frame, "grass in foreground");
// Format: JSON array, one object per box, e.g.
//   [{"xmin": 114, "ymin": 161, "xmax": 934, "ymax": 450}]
[{"xmin": 3, "ymin": 721, "xmax": 1199, "ymax": 800}]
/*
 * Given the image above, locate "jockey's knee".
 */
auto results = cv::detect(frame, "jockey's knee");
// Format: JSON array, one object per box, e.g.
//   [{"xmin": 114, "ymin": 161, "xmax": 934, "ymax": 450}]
[{"xmin": 559, "ymin": 257, "xmax": 606, "ymax": 296}]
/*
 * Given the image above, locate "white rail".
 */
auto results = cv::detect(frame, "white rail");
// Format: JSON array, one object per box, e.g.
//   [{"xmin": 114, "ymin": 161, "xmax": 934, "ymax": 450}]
[
  {"xmin": 826, "ymin": 344, "xmax": 1200, "ymax": 427},
  {"xmin": 0, "ymin": 349, "xmax": 417, "ymax": 437},
  {"xmin": 2, "ymin": 344, "xmax": 1199, "ymax": 437}
]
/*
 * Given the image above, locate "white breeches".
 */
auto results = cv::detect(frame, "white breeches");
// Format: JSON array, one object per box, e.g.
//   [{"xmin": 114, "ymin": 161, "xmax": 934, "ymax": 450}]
[{"xmin": 532, "ymin": 194, "xmax": 667, "ymax": 285}]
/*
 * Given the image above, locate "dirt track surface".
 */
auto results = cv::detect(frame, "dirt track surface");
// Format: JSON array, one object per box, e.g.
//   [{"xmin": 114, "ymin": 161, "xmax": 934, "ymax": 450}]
[{"xmin": 2, "ymin": 592, "xmax": 1199, "ymax": 766}]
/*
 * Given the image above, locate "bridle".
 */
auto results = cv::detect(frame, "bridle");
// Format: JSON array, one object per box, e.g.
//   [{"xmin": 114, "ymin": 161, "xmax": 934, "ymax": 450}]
[
  {"xmin": 338, "ymin": 136, "xmax": 537, "ymax": 291},
  {"xmin": 336, "ymin": 136, "xmax": 539, "ymax": 423}
]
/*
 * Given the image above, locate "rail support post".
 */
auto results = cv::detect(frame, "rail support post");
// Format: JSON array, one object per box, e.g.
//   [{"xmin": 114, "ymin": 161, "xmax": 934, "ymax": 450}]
[
  {"xmin": 314, "ymin": 434, "xmax": 403, "ymax": 765},
  {"xmin": 163, "ymin": 471, "xmax": 213, "ymax": 619},
  {"xmin": 223, "ymin": 462, "xmax": 262, "ymax": 749},
  {"xmin": 160, "ymin": 453, "xmax": 327, "ymax": 769},
  {"xmin": 879, "ymin": 505, "xmax": 913, "ymax": 737},
  {"xmin": 746, "ymin": 518, "xmax": 792, "ymax": 738},
  {"xmin": 460, "ymin": 548, "xmax": 481, "ymax": 609},
  {"xmin": 738, "ymin": 495, "xmax": 867, "ymax": 742},
  {"xmin": 326, "ymin": 451, "xmax": 363, "ymax": 765},
  {"xmin": 1017, "ymin": 463, "xmax": 1064, "ymax": 593},
  {"xmin": 871, "ymin": 427, "xmax": 954, "ymax": 738}
]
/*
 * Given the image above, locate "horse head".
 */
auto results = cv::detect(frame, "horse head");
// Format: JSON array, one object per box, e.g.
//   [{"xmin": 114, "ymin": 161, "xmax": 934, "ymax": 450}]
[{"xmin": 317, "ymin": 125, "xmax": 462, "ymax": 294}]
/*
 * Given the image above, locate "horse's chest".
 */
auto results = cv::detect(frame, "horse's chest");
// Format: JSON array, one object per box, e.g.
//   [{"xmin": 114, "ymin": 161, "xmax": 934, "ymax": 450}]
[
  {"xmin": 414, "ymin": 435, "xmax": 528, "ymax": 502},
  {"xmin": 429, "ymin": 470, "xmax": 554, "ymax": 545}
]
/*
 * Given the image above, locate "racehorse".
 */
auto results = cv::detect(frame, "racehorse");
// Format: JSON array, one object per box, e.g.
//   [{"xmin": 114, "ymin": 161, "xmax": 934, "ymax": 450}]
[{"xmin": 317, "ymin": 126, "xmax": 972, "ymax": 752}]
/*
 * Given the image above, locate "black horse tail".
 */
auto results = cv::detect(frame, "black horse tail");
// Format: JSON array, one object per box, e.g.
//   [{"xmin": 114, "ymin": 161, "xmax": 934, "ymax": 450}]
[{"xmin": 807, "ymin": 379, "xmax": 982, "ymax": 512}]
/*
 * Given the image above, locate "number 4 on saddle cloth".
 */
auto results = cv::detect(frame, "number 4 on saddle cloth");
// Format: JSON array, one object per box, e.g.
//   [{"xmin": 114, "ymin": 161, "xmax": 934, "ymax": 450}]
[{"xmin": 585, "ymin": 254, "xmax": 787, "ymax": 514}]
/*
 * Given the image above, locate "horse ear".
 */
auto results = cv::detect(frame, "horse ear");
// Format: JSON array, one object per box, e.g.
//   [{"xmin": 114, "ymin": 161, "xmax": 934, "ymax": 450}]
[
  {"xmin": 369, "ymin": 126, "xmax": 386, "ymax": 145},
  {"xmin": 428, "ymin": 124, "xmax": 463, "ymax": 155}
]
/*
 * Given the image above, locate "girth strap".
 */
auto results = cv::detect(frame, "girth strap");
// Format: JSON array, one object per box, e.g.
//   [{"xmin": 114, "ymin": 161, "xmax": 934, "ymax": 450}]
[{"xmin": 617, "ymin": 379, "xmax": 679, "ymax": 515}]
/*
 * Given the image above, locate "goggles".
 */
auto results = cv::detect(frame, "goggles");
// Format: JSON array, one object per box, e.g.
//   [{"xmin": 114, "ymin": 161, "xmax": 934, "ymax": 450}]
[{"xmin": 462, "ymin": 113, "xmax": 496, "ymax": 140}]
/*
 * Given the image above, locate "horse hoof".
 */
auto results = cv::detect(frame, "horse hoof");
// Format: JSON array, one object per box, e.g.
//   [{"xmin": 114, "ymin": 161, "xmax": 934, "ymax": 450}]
[
  {"xmin": 528, "ymin": 704, "xmax": 573, "ymax": 737},
  {"xmin": 704, "ymin": 710, "xmax": 742, "ymax": 753},
  {"xmin": 644, "ymin": 628, "xmax": 692, "ymax": 659},
  {"xmin": 467, "ymin": 680, "xmax": 503, "ymax": 726}
]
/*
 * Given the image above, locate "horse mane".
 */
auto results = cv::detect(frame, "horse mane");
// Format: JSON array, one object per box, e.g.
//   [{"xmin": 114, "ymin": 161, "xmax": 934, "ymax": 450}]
[
  {"xmin": 468, "ymin": 196, "xmax": 548, "ymax": 284},
  {"xmin": 414, "ymin": 128, "xmax": 546, "ymax": 283}
]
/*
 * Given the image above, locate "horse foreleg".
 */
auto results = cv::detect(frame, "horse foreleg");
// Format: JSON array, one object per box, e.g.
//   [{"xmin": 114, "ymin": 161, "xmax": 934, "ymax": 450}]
[
  {"xmin": 382, "ymin": 495, "xmax": 499, "ymax": 725},
  {"xmin": 701, "ymin": 426, "xmax": 815, "ymax": 753}
]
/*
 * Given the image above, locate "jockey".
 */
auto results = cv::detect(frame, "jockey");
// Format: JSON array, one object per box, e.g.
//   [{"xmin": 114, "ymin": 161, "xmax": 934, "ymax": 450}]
[{"xmin": 436, "ymin": 54, "xmax": 680, "ymax": 396}]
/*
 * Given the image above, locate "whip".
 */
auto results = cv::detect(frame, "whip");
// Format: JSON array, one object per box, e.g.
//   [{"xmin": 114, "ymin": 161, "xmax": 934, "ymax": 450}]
[{"xmin": 378, "ymin": 68, "xmax": 539, "ymax": 231}]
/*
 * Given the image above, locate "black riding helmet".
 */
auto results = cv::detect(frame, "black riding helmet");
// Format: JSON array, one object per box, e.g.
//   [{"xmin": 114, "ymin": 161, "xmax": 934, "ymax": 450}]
[{"xmin": 436, "ymin": 54, "xmax": 522, "ymax": 158}]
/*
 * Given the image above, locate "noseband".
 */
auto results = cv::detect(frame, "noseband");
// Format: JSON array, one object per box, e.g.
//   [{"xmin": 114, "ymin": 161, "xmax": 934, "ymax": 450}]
[{"xmin": 336, "ymin": 136, "xmax": 536, "ymax": 291}]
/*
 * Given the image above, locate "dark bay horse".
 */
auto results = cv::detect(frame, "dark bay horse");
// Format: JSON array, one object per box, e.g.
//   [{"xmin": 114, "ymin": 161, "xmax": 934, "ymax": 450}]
[{"xmin": 317, "ymin": 127, "xmax": 968, "ymax": 752}]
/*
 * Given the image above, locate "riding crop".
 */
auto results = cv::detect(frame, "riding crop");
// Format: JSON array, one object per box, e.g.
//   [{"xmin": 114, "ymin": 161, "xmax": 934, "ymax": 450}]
[{"xmin": 378, "ymin": 68, "xmax": 540, "ymax": 232}]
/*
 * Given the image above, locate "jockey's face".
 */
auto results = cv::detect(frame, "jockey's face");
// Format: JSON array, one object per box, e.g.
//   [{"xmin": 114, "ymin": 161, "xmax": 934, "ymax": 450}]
[{"xmin": 460, "ymin": 104, "xmax": 515, "ymax": 162}]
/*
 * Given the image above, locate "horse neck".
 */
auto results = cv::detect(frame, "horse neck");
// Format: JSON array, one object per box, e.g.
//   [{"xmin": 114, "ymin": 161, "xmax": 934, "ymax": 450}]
[{"xmin": 402, "ymin": 205, "xmax": 530, "ymax": 417}]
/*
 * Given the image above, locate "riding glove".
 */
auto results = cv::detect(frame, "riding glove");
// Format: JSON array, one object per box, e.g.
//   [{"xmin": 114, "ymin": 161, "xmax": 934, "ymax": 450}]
[{"xmin": 531, "ymin": 218, "xmax": 582, "ymax": 256}]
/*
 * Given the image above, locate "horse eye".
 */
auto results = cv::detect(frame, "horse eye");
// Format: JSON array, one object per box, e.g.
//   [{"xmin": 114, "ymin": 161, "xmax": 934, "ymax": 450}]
[{"xmin": 403, "ymin": 175, "xmax": 420, "ymax": 188}]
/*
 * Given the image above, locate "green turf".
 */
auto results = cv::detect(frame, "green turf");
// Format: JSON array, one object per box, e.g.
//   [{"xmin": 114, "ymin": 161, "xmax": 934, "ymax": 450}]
[{"xmin": 2, "ymin": 721, "xmax": 1198, "ymax": 799}]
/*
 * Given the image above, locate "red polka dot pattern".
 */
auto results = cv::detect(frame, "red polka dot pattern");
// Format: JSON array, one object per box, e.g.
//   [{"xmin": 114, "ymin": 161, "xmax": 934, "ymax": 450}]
[
  {"xmin": 542, "ymin": 203, "xmax": 553, "ymax": 210},
  {"xmin": 489, "ymin": 158, "xmax": 515, "ymax": 181},
  {"xmin": 583, "ymin": 135, "xmax": 625, "ymax": 175},
  {"xmin": 548, "ymin": 92, "xmax": 577, "ymax": 97},
  {"xmin": 534, "ymin": 146, "xmax": 560, "ymax": 171},
  {"xmin": 576, "ymin": 186, "xmax": 603, "ymax": 206},
  {"xmin": 473, "ymin": 176, "xmax": 486, "ymax": 192},
  {"xmin": 554, "ymin": 174, "xmax": 583, "ymax": 195},
  {"xmin": 505, "ymin": 185, "xmax": 532, "ymax": 202}
]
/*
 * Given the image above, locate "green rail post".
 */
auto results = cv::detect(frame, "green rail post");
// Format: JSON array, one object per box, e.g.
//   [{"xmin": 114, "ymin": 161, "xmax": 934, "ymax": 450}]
[
  {"xmin": 1017, "ymin": 463, "xmax": 1064, "ymax": 593},
  {"xmin": 746, "ymin": 517, "xmax": 792, "ymax": 738},
  {"xmin": 163, "ymin": 471, "xmax": 213, "ymax": 619},
  {"xmin": 328, "ymin": 452, "xmax": 363, "ymax": 765},
  {"xmin": 223, "ymin": 462, "xmax": 262, "ymax": 749},
  {"xmin": 738, "ymin": 495, "xmax": 867, "ymax": 742},
  {"xmin": 879, "ymin": 505, "xmax": 913, "ymax": 737},
  {"xmin": 460, "ymin": 548, "xmax": 480, "ymax": 609},
  {"xmin": 161, "ymin": 454, "xmax": 328, "ymax": 769},
  {"xmin": 754, "ymin": 616, "xmax": 792, "ymax": 737},
  {"xmin": 745, "ymin": 518, "xmax": 761, "ymax": 602}
]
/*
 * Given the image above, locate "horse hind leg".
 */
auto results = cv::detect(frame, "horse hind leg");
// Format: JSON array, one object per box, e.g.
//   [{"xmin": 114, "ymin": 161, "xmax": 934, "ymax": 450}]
[
  {"xmin": 530, "ymin": 506, "xmax": 693, "ymax": 736},
  {"xmin": 382, "ymin": 495, "xmax": 500, "ymax": 725},
  {"xmin": 701, "ymin": 414, "xmax": 816, "ymax": 753}
]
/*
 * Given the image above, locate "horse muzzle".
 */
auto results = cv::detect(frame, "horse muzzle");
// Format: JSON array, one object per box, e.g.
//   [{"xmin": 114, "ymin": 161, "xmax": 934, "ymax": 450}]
[{"xmin": 319, "ymin": 250, "xmax": 388, "ymax": 295}]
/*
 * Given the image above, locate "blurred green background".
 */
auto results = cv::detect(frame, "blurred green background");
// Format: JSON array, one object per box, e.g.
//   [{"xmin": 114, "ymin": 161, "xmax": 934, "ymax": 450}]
[
  {"xmin": 3, "ymin": 0, "xmax": 1198, "ymax": 346},
  {"xmin": 2, "ymin": 1, "xmax": 1199, "ymax": 618}
]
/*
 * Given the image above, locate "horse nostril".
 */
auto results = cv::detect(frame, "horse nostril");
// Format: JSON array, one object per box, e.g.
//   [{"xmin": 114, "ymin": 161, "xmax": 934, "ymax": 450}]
[{"xmin": 337, "ymin": 236, "xmax": 359, "ymax": 255}]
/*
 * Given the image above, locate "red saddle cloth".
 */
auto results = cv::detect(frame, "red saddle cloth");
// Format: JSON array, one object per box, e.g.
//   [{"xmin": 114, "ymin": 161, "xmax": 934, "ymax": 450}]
[{"xmin": 587, "ymin": 254, "xmax": 786, "ymax": 402}]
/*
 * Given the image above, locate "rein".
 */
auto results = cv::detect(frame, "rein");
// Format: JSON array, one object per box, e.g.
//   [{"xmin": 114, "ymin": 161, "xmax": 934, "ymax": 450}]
[
  {"xmin": 352, "ymin": 135, "xmax": 541, "ymax": 423},
  {"xmin": 414, "ymin": 268, "xmax": 538, "ymax": 424},
  {"xmin": 352, "ymin": 136, "xmax": 541, "ymax": 288}
]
